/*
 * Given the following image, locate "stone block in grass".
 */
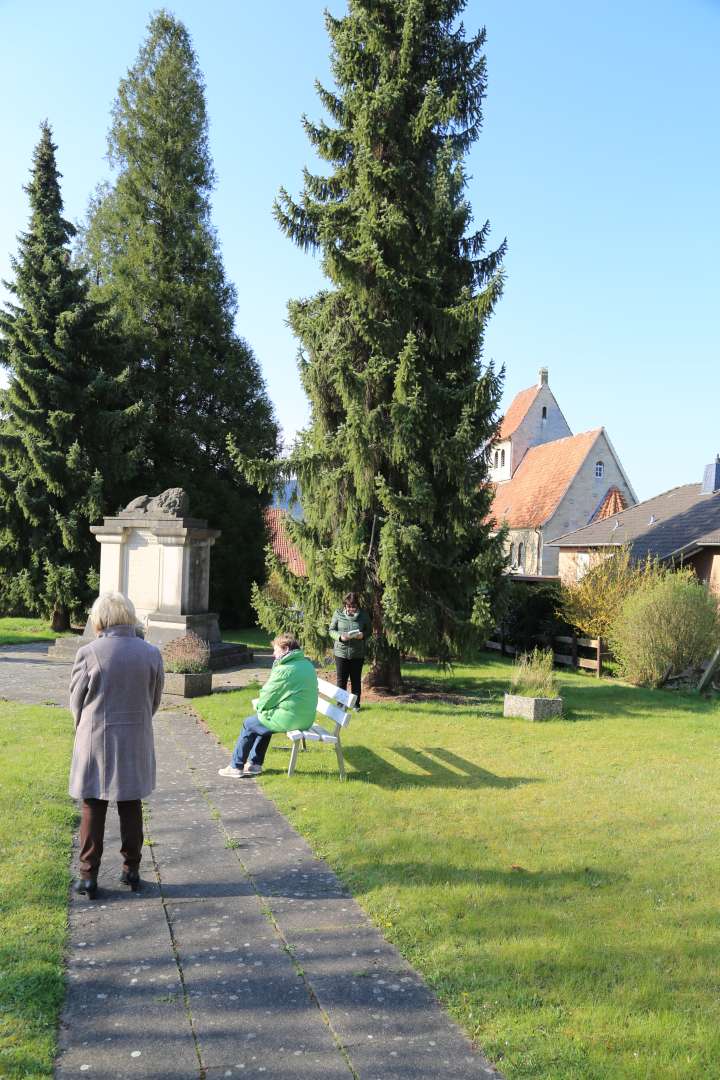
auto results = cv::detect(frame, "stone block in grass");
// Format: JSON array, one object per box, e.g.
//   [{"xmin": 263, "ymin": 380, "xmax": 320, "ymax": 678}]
[{"xmin": 504, "ymin": 692, "xmax": 563, "ymax": 721}]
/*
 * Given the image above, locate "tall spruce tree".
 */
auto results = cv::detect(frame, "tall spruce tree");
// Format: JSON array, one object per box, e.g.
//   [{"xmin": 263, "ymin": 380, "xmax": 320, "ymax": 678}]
[
  {"xmin": 80, "ymin": 11, "xmax": 278, "ymax": 622},
  {"xmin": 0, "ymin": 123, "xmax": 144, "ymax": 629},
  {"xmin": 238, "ymin": 0, "xmax": 507, "ymax": 688}
]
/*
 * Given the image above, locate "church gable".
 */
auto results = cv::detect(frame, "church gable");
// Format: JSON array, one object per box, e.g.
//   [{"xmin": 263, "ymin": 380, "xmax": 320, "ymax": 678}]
[
  {"xmin": 490, "ymin": 368, "xmax": 571, "ymax": 483},
  {"xmin": 511, "ymin": 377, "xmax": 572, "ymax": 474},
  {"xmin": 543, "ymin": 430, "xmax": 636, "ymax": 544}
]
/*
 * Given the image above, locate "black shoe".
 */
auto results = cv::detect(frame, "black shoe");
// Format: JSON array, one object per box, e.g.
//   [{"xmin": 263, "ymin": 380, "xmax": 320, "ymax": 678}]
[
  {"xmin": 74, "ymin": 877, "xmax": 98, "ymax": 900},
  {"xmin": 120, "ymin": 869, "xmax": 141, "ymax": 891}
]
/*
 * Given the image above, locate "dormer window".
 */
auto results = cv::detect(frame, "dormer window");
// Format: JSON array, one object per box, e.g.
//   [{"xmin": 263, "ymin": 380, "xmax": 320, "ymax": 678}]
[{"xmin": 595, "ymin": 461, "xmax": 605, "ymax": 479}]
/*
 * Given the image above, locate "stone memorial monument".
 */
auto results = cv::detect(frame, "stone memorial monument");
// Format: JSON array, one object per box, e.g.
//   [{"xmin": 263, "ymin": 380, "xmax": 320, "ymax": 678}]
[
  {"xmin": 92, "ymin": 487, "xmax": 221, "ymax": 646},
  {"xmin": 54, "ymin": 489, "xmax": 250, "ymax": 668}
]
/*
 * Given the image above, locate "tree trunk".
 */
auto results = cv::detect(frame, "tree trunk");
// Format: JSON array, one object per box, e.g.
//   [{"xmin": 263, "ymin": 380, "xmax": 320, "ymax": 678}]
[
  {"xmin": 365, "ymin": 645, "xmax": 402, "ymax": 693},
  {"xmin": 51, "ymin": 606, "xmax": 69, "ymax": 633}
]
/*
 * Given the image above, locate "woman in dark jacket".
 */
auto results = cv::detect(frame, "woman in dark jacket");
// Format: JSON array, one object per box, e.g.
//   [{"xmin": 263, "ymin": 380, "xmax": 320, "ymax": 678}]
[
  {"xmin": 329, "ymin": 592, "xmax": 371, "ymax": 708},
  {"xmin": 69, "ymin": 591, "xmax": 164, "ymax": 899}
]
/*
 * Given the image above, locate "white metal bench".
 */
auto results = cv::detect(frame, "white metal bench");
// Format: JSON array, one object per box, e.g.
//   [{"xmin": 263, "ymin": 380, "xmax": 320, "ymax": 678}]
[
  {"xmin": 288, "ymin": 677, "xmax": 357, "ymax": 780},
  {"xmin": 253, "ymin": 678, "xmax": 357, "ymax": 778},
  {"xmin": 255, "ymin": 677, "xmax": 357, "ymax": 780}
]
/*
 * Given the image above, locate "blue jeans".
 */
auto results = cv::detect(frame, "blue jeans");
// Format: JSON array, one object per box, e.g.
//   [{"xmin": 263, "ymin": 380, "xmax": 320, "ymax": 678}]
[{"xmin": 231, "ymin": 715, "xmax": 273, "ymax": 768}]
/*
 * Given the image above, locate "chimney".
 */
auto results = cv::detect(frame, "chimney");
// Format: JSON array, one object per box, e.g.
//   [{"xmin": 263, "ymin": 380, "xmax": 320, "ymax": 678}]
[
  {"xmin": 538, "ymin": 367, "xmax": 548, "ymax": 386},
  {"xmin": 701, "ymin": 455, "xmax": 720, "ymax": 494}
]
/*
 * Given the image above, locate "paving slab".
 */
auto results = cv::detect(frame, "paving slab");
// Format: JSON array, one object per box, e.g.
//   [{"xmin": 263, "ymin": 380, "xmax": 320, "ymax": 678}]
[{"xmin": 0, "ymin": 641, "xmax": 72, "ymax": 705}]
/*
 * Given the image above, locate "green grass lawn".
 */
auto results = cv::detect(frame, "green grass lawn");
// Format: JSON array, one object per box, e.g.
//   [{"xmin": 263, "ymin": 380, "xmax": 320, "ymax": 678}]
[
  {"xmin": 0, "ymin": 703, "xmax": 75, "ymax": 1079},
  {"xmin": 0, "ymin": 617, "xmax": 69, "ymax": 647},
  {"xmin": 220, "ymin": 625, "xmax": 272, "ymax": 650},
  {"xmin": 193, "ymin": 657, "xmax": 720, "ymax": 1079}
]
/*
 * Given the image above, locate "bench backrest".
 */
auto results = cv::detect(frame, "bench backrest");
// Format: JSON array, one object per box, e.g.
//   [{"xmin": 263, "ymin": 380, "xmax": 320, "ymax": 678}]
[{"xmin": 317, "ymin": 677, "xmax": 356, "ymax": 728}]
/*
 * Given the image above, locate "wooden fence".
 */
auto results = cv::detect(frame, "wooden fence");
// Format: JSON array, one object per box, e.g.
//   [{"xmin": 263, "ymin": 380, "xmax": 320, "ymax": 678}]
[{"xmin": 485, "ymin": 634, "xmax": 607, "ymax": 677}]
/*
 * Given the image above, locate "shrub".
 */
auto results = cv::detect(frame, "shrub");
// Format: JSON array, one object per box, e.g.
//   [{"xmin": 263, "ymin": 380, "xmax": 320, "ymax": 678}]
[
  {"xmin": 608, "ymin": 571, "xmax": 720, "ymax": 687},
  {"xmin": 509, "ymin": 648, "xmax": 558, "ymax": 699},
  {"xmin": 162, "ymin": 632, "xmax": 211, "ymax": 674},
  {"xmin": 497, "ymin": 580, "xmax": 570, "ymax": 651},
  {"xmin": 561, "ymin": 546, "xmax": 665, "ymax": 640}
]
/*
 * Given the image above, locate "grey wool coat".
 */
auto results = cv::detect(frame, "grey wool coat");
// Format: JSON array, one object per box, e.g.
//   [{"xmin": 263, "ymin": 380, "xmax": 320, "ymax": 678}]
[{"xmin": 68, "ymin": 625, "xmax": 164, "ymax": 801}]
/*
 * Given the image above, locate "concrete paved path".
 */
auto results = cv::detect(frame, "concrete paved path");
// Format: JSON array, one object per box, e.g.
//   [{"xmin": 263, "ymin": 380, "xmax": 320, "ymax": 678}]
[
  {"xmin": 0, "ymin": 641, "xmax": 72, "ymax": 705},
  {"xmin": 55, "ymin": 708, "xmax": 502, "ymax": 1079},
  {"xmin": 0, "ymin": 640, "xmax": 273, "ymax": 707}
]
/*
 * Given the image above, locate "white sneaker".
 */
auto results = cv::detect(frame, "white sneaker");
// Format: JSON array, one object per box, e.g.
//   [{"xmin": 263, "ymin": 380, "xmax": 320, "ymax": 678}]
[
  {"xmin": 218, "ymin": 765, "xmax": 243, "ymax": 778},
  {"xmin": 243, "ymin": 764, "xmax": 263, "ymax": 777}
]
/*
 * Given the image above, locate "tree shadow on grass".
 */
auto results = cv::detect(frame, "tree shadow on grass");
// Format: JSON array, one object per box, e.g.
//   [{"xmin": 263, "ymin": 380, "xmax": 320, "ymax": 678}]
[
  {"xmin": 344, "ymin": 857, "xmax": 626, "ymax": 895},
  {"xmin": 343, "ymin": 745, "xmax": 540, "ymax": 790},
  {"xmin": 559, "ymin": 679, "xmax": 719, "ymax": 721}
]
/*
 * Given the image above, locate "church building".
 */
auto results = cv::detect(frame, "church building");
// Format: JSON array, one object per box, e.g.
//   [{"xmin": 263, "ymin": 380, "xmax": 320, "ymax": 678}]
[{"xmin": 488, "ymin": 368, "xmax": 637, "ymax": 575}]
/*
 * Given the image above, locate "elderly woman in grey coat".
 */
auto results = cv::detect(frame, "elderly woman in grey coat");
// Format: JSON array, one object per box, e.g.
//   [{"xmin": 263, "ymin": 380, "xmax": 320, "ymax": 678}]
[{"xmin": 69, "ymin": 592, "xmax": 164, "ymax": 899}]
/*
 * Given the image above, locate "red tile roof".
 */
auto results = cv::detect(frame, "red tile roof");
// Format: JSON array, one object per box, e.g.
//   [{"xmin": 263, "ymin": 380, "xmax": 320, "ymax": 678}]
[
  {"xmin": 498, "ymin": 384, "xmax": 540, "ymax": 439},
  {"xmin": 490, "ymin": 429, "xmax": 602, "ymax": 529},
  {"xmin": 591, "ymin": 486, "xmax": 627, "ymax": 522},
  {"xmin": 264, "ymin": 508, "xmax": 307, "ymax": 577}
]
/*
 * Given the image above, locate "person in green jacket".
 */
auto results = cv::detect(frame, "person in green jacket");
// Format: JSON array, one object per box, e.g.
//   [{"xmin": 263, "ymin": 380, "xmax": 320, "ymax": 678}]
[
  {"xmin": 329, "ymin": 592, "xmax": 371, "ymax": 708},
  {"xmin": 218, "ymin": 633, "xmax": 318, "ymax": 778}
]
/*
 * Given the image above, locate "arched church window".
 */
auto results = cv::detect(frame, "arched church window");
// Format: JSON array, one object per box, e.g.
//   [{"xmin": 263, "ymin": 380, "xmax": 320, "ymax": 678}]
[
  {"xmin": 501, "ymin": 449, "xmax": 506, "ymax": 467},
  {"xmin": 595, "ymin": 460, "xmax": 605, "ymax": 479},
  {"xmin": 517, "ymin": 541, "xmax": 524, "ymax": 569}
]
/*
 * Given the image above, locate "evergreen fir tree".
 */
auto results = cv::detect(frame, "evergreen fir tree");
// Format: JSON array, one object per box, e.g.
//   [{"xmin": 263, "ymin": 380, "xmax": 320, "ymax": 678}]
[
  {"xmin": 80, "ymin": 11, "xmax": 278, "ymax": 622},
  {"xmin": 0, "ymin": 123, "xmax": 145, "ymax": 629},
  {"xmin": 238, "ymin": 0, "xmax": 507, "ymax": 688}
]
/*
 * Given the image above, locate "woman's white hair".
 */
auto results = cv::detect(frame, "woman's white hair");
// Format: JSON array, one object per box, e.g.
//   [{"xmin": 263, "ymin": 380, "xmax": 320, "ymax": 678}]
[{"xmin": 90, "ymin": 592, "xmax": 138, "ymax": 632}]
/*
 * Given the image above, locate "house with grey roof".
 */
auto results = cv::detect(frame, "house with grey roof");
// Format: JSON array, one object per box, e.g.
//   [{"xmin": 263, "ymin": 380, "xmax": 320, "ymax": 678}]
[{"xmin": 548, "ymin": 457, "xmax": 720, "ymax": 594}]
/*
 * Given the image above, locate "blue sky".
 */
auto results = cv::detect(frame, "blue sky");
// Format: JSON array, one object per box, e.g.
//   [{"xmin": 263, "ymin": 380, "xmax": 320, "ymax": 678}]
[{"xmin": 1, "ymin": 0, "xmax": 718, "ymax": 501}]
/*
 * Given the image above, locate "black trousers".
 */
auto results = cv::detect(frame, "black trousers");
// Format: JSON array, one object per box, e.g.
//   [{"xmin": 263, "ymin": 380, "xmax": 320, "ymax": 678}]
[
  {"xmin": 78, "ymin": 798, "xmax": 143, "ymax": 877},
  {"xmin": 335, "ymin": 656, "xmax": 364, "ymax": 707}
]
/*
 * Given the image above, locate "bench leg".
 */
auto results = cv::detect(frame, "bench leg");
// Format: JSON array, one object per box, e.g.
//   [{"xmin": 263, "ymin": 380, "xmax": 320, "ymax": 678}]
[
  {"xmin": 335, "ymin": 740, "xmax": 346, "ymax": 781},
  {"xmin": 288, "ymin": 740, "xmax": 300, "ymax": 777}
]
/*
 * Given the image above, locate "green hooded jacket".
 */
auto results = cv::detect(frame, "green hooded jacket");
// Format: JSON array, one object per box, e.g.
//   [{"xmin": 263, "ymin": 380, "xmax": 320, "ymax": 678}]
[{"xmin": 256, "ymin": 649, "xmax": 318, "ymax": 733}]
